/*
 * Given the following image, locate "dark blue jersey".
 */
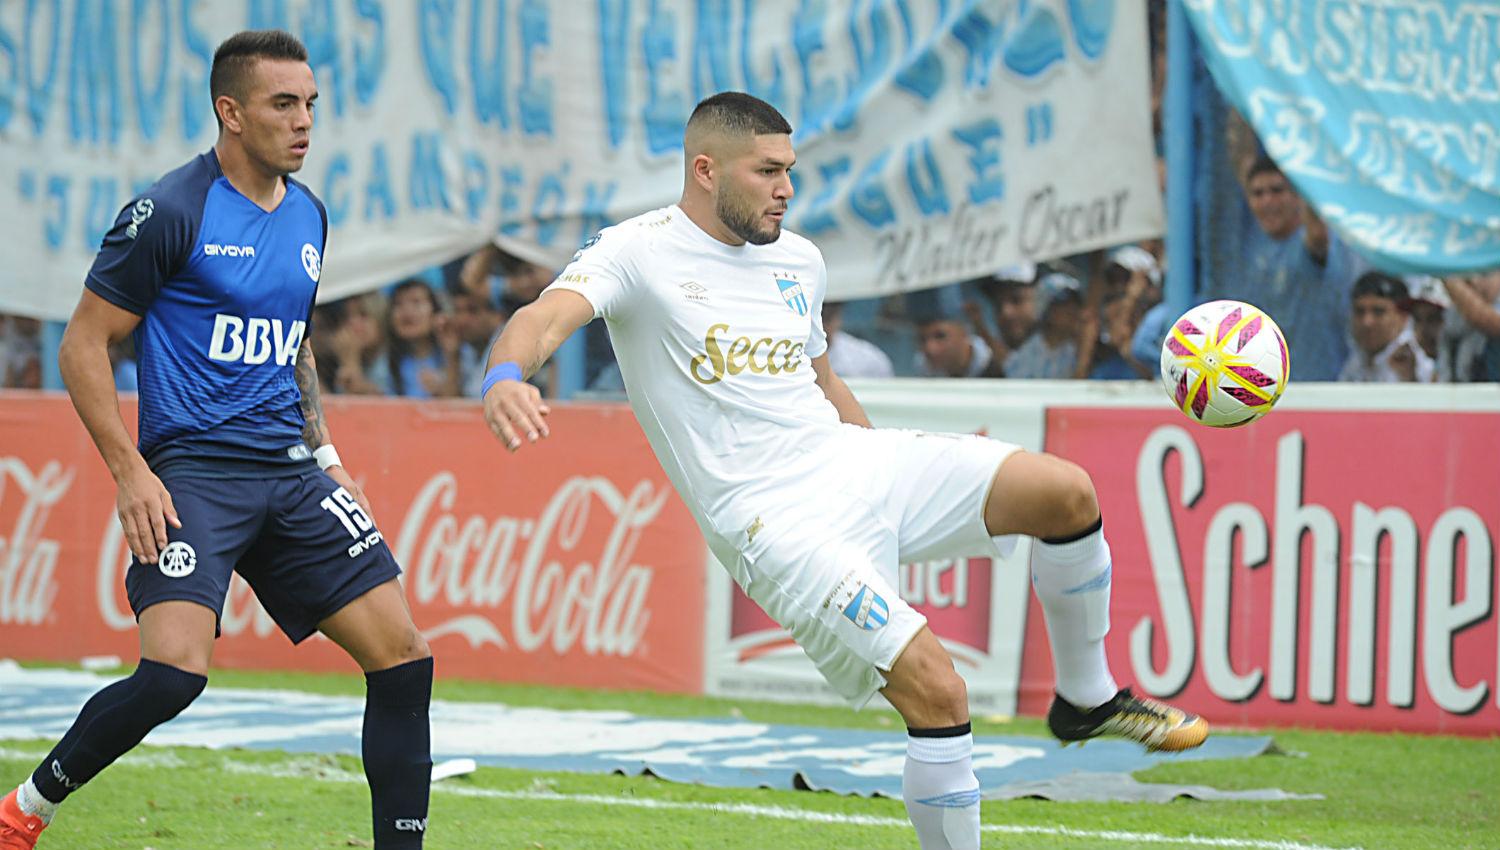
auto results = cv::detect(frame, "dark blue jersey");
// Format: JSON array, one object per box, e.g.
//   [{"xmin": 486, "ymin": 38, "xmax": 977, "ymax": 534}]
[{"xmin": 85, "ymin": 150, "xmax": 327, "ymax": 477}]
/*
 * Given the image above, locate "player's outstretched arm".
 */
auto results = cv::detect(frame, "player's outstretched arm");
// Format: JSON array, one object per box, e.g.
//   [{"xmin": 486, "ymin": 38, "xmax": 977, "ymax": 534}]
[
  {"xmin": 811, "ymin": 354, "xmax": 872, "ymax": 428},
  {"xmin": 481, "ymin": 289, "xmax": 595, "ymax": 451},
  {"xmin": 294, "ymin": 339, "xmax": 374, "ymax": 517},
  {"xmin": 59, "ymin": 289, "xmax": 181, "ymax": 564}
]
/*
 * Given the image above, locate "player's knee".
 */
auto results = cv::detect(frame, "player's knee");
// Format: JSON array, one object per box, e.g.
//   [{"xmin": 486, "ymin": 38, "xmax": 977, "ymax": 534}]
[
  {"xmin": 378, "ymin": 626, "xmax": 431, "ymax": 669},
  {"xmin": 1041, "ymin": 456, "xmax": 1099, "ymax": 539},
  {"xmin": 401, "ymin": 630, "xmax": 432, "ymax": 664},
  {"xmin": 931, "ymin": 670, "xmax": 969, "ymax": 719},
  {"xmin": 133, "ymin": 659, "xmax": 209, "ymax": 724},
  {"xmin": 886, "ymin": 646, "xmax": 969, "ymax": 727},
  {"xmin": 914, "ymin": 667, "xmax": 969, "ymax": 727}
]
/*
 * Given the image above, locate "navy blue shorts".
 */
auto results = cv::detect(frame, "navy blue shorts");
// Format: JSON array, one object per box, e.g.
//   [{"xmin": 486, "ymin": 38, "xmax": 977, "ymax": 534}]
[{"xmin": 125, "ymin": 469, "xmax": 401, "ymax": 643}]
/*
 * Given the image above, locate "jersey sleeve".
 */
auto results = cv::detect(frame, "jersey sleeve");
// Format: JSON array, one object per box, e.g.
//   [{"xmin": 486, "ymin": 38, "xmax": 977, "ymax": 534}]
[
  {"xmin": 803, "ymin": 249, "xmax": 830, "ymax": 359},
  {"xmin": 84, "ymin": 195, "xmax": 196, "ymax": 316},
  {"xmin": 303, "ymin": 187, "xmax": 330, "ymax": 325},
  {"xmin": 543, "ymin": 225, "xmax": 640, "ymax": 321}
]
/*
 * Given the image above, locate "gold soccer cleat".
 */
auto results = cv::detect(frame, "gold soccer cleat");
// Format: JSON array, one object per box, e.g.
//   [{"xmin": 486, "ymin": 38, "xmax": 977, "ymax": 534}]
[{"xmin": 1047, "ymin": 687, "xmax": 1210, "ymax": 753}]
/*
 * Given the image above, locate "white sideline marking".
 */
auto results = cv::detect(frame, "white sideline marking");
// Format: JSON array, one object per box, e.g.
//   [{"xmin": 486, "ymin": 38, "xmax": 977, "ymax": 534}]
[
  {"xmin": 1, "ymin": 747, "xmax": 1360, "ymax": 850},
  {"xmin": 442, "ymin": 787, "xmax": 1362, "ymax": 850}
]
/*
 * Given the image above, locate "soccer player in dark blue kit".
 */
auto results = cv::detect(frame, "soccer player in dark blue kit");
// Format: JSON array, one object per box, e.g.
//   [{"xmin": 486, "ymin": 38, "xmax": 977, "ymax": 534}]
[{"xmin": 0, "ymin": 31, "xmax": 432, "ymax": 850}]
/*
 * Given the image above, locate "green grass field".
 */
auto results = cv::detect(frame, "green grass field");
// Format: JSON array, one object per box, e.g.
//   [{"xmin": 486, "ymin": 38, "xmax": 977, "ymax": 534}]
[{"xmin": 3, "ymin": 665, "xmax": 1497, "ymax": 849}]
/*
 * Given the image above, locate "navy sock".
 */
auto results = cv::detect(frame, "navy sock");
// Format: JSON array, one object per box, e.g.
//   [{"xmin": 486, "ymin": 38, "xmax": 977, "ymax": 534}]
[
  {"xmin": 364, "ymin": 657, "xmax": 433, "ymax": 849},
  {"xmin": 30, "ymin": 659, "xmax": 207, "ymax": 803}
]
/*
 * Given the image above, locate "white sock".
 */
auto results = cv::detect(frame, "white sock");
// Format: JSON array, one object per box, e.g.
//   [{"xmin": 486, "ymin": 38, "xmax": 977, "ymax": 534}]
[
  {"xmin": 1030, "ymin": 521, "xmax": 1119, "ymax": 709},
  {"xmin": 17, "ymin": 778, "xmax": 58, "ymax": 825},
  {"xmin": 902, "ymin": 729, "xmax": 980, "ymax": 850}
]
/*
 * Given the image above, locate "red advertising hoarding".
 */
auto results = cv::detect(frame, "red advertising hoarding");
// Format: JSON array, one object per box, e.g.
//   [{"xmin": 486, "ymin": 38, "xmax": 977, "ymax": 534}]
[
  {"xmin": 1032, "ymin": 407, "xmax": 1499, "ymax": 734},
  {"xmin": 0, "ymin": 392, "xmax": 705, "ymax": 693},
  {"xmin": 9, "ymin": 386, "xmax": 1497, "ymax": 734}
]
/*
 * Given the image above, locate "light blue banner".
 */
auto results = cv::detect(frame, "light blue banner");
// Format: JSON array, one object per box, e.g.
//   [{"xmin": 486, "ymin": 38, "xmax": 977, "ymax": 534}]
[{"xmin": 1184, "ymin": 1, "xmax": 1500, "ymax": 275}]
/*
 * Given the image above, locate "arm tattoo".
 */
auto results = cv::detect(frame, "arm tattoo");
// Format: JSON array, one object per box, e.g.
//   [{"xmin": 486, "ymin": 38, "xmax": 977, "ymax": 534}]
[{"xmin": 295, "ymin": 338, "xmax": 331, "ymax": 450}]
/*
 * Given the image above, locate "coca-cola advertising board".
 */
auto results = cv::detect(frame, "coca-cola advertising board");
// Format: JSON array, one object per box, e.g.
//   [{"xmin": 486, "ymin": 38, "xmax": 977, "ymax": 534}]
[
  {"xmin": 1038, "ymin": 405, "xmax": 1500, "ymax": 734},
  {"xmin": 0, "ymin": 393, "xmax": 705, "ymax": 694}
]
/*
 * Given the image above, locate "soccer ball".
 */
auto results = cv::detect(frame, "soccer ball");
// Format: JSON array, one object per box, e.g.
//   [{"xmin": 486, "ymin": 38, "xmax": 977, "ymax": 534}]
[{"xmin": 1159, "ymin": 300, "xmax": 1289, "ymax": 428}]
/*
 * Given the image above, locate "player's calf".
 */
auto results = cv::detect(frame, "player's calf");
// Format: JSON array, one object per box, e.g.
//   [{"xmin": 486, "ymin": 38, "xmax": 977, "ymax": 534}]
[
  {"xmin": 882, "ymin": 630, "xmax": 981, "ymax": 850},
  {"xmin": 363, "ymin": 656, "xmax": 433, "ymax": 849}
]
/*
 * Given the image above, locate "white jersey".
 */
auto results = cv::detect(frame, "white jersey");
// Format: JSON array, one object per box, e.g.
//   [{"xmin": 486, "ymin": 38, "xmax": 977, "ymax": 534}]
[{"xmin": 547, "ymin": 205, "xmax": 840, "ymax": 548}]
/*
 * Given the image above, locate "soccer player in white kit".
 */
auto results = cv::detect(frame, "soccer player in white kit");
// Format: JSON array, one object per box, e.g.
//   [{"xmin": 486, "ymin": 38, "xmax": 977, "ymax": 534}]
[{"xmin": 479, "ymin": 92, "xmax": 1208, "ymax": 850}]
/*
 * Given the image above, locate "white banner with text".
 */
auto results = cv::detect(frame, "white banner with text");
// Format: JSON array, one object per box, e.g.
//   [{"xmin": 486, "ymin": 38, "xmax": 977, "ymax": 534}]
[{"xmin": 0, "ymin": 0, "xmax": 1161, "ymax": 320}]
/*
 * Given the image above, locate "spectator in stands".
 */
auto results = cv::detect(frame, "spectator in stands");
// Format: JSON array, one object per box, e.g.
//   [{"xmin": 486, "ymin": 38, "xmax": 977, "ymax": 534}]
[
  {"xmin": 1339, "ymin": 272, "xmax": 1434, "ymax": 383},
  {"xmin": 452, "ymin": 286, "xmax": 510, "ymax": 397},
  {"xmin": 1007, "ymin": 273, "xmax": 1084, "ymax": 379},
  {"xmin": 823, "ymin": 300, "xmax": 894, "ymax": 378},
  {"xmin": 383, "ymin": 279, "xmax": 461, "ymax": 398},
  {"xmin": 909, "ymin": 284, "xmax": 1000, "ymax": 377},
  {"xmin": 1405, "ymin": 275, "xmax": 1448, "ymax": 366},
  {"xmin": 501, "ymin": 254, "xmax": 555, "ymax": 312},
  {"xmin": 1209, "ymin": 155, "xmax": 1366, "ymax": 381},
  {"xmin": 0, "ymin": 314, "xmax": 41, "ymax": 390},
  {"xmin": 460, "ymin": 243, "xmax": 556, "ymax": 312},
  {"xmin": 1086, "ymin": 247, "xmax": 1159, "ymax": 379},
  {"xmin": 982, "ymin": 263, "xmax": 1040, "ymax": 360},
  {"xmin": 458, "ymin": 242, "xmax": 500, "ymax": 297},
  {"xmin": 1081, "ymin": 292, "xmax": 1146, "ymax": 380},
  {"xmin": 459, "ymin": 243, "xmax": 563, "ymax": 395},
  {"xmin": 316, "ymin": 292, "xmax": 388, "ymax": 395},
  {"xmin": 1439, "ymin": 270, "xmax": 1500, "ymax": 382}
]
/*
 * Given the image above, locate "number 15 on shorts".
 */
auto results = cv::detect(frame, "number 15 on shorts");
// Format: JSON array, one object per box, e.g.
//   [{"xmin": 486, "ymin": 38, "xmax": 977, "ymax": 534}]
[{"xmin": 321, "ymin": 485, "xmax": 383, "ymax": 557}]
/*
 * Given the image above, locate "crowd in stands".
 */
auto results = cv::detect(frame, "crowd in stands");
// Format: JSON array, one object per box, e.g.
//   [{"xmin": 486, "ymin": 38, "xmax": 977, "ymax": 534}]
[{"xmin": 4, "ymin": 166, "xmax": 1500, "ymax": 395}]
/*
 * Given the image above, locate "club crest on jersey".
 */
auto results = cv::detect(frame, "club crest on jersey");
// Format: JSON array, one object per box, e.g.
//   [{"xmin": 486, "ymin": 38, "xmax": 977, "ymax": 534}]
[
  {"xmin": 125, "ymin": 198, "xmax": 154, "ymax": 239},
  {"xmin": 301, "ymin": 243, "xmax": 321, "ymax": 282},
  {"xmin": 842, "ymin": 585, "xmax": 889, "ymax": 631},
  {"xmin": 775, "ymin": 276, "xmax": 807, "ymax": 316},
  {"xmin": 572, "ymin": 233, "xmax": 601, "ymax": 262}
]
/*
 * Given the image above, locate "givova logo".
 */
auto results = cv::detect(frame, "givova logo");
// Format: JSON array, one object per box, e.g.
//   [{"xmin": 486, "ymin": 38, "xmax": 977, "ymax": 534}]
[
  {"xmin": 204, "ymin": 243, "xmax": 256, "ymax": 257},
  {"xmin": 394, "ymin": 818, "xmax": 427, "ymax": 832},
  {"xmin": 208, "ymin": 314, "xmax": 306, "ymax": 366}
]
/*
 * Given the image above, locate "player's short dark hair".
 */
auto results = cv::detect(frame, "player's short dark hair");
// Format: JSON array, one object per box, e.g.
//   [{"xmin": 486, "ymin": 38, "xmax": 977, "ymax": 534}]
[
  {"xmin": 687, "ymin": 92, "xmax": 793, "ymax": 138},
  {"xmin": 1244, "ymin": 155, "xmax": 1285, "ymax": 184},
  {"xmin": 210, "ymin": 30, "xmax": 308, "ymax": 127}
]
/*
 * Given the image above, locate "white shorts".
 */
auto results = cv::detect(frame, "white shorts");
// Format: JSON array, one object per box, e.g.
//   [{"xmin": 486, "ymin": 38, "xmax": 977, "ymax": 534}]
[{"xmin": 719, "ymin": 426, "xmax": 1021, "ymax": 707}]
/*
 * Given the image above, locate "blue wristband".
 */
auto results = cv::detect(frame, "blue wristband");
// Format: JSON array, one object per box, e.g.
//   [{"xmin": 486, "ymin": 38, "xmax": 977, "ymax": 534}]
[{"xmin": 480, "ymin": 362, "xmax": 524, "ymax": 399}]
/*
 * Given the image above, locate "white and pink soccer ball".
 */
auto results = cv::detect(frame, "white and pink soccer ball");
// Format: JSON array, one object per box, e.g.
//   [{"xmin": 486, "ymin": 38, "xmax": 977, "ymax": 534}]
[{"xmin": 1159, "ymin": 300, "xmax": 1290, "ymax": 428}]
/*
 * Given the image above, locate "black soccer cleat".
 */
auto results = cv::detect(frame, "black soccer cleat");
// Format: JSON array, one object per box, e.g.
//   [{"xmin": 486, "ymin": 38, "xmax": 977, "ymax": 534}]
[{"xmin": 1047, "ymin": 687, "xmax": 1210, "ymax": 752}]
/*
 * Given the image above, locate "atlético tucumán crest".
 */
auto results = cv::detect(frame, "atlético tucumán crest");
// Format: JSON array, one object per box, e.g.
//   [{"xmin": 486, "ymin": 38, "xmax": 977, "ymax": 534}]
[{"xmin": 775, "ymin": 275, "xmax": 807, "ymax": 316}]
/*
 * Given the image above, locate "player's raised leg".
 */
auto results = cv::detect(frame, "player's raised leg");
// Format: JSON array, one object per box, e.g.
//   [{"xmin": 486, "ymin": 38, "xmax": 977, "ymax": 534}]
[
  {"xmin": 318, "ymin": 580, "xmax": 434, "ymax": 850},
  {"xmin": 1, "ymin": 603, "xmax": 215, "ymax": 849},
  {"xmin": 984, "ymin": 451, "xmax": 1208, "ymax": 751},
  {"xmin": 881, "ymin": 629, "xmax": 981, "ymax": 850}
]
